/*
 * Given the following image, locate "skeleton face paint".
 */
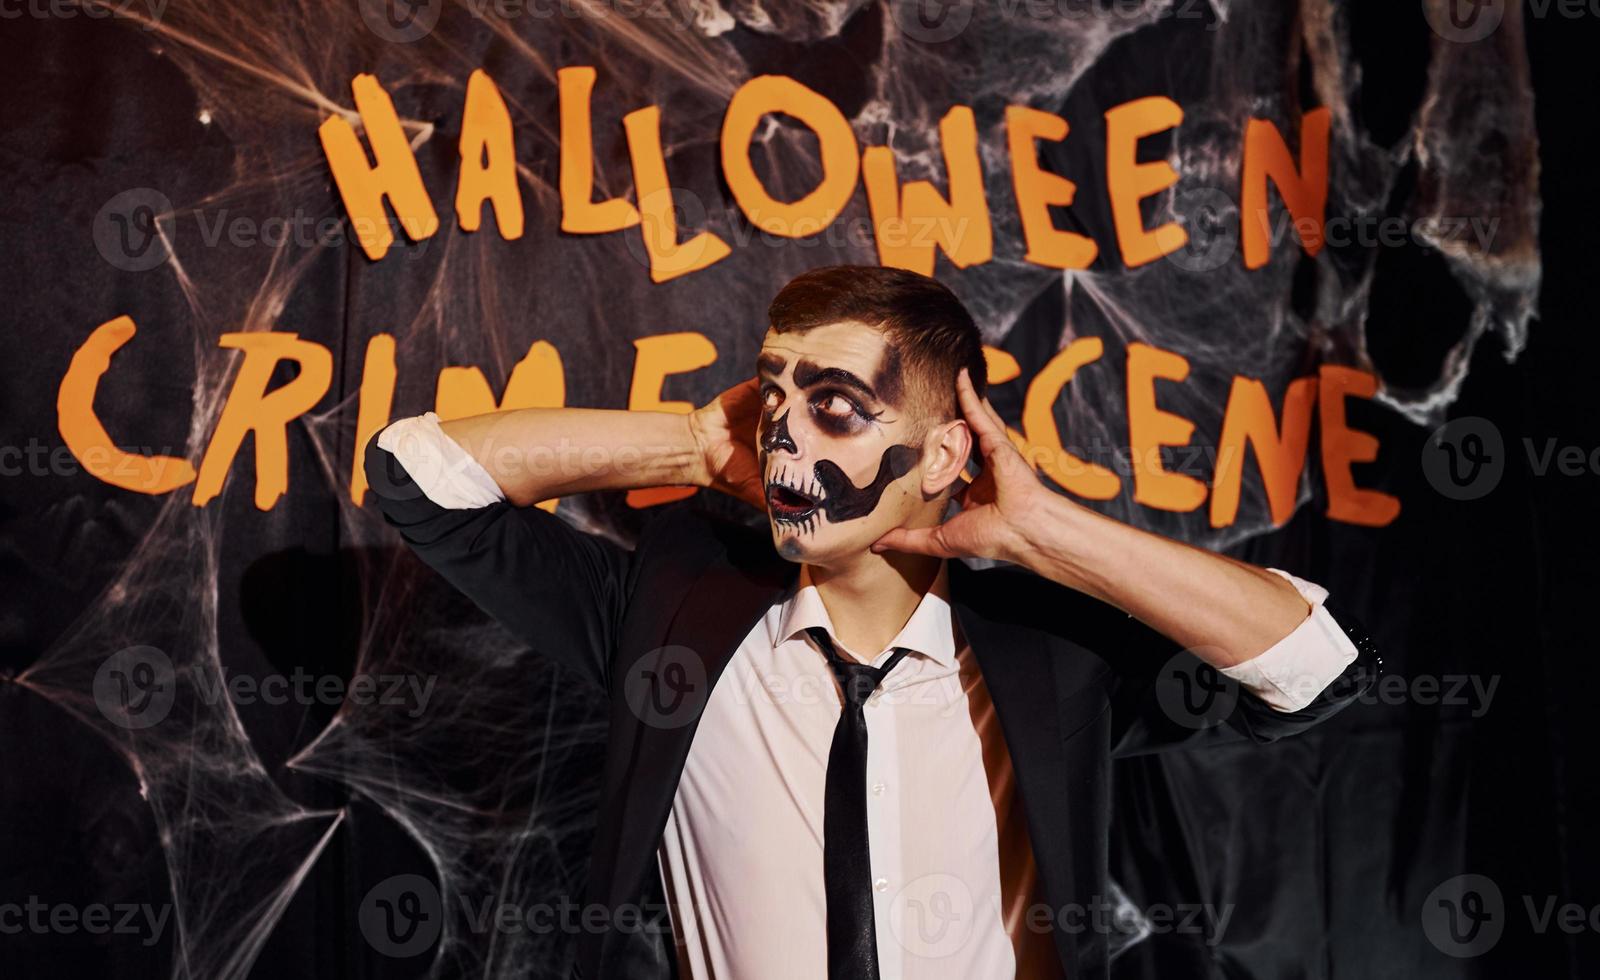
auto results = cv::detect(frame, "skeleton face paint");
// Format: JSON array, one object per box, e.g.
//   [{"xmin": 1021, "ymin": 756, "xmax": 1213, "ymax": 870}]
[
  {"xmin": 755, "ymin": 322, "xmax": 929, "ymax": 562},
  {"xmin": 759, "ymin": 406, "xmax": 796, "ymax": 455},
  {"xmin": 763, "ymin": 444, "xmax": 920, "ymax": 530},
  {"xmin": 814, "ymin": 445, "xmax": 920, "ymax": 519}
]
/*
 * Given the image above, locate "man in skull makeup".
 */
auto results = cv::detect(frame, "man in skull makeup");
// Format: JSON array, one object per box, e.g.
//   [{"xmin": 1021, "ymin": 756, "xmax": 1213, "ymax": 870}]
[
  {"xmin": 366, "ymin": 265, "xmax": 1380, "ymax": 980},
  {"xmin": 757, "ymin": 321, "xmax": 936, "ymax": 554}
]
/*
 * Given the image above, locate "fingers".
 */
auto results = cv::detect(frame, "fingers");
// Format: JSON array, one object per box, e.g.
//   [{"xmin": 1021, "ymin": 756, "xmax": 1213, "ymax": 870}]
[
  {"xmin": 956, "ymin": 367, "xmax": 1010, "ymax": 456},
  {"xmin": 955, "ymin": 367, "xmax": 992, "ymax": 436},
  {"xmin": 871, "ymin": 525, "xmax": 957, "ymax": 559},
  {"xmin": 981, "ymin": 395, "xmax": 1007, "ymax": 437}
]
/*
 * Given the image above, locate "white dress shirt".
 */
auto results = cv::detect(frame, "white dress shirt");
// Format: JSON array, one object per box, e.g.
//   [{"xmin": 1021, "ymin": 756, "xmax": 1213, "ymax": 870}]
[{"xmin": 378, "ymin": 413, "xmax": 1361, "ymax": 978}]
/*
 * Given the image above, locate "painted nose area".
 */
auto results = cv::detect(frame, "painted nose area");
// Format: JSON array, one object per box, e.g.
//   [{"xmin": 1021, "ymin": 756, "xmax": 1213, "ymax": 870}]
[{"xmin": 759, "ymin": 408, "xmax": 796, "ymax": 455}]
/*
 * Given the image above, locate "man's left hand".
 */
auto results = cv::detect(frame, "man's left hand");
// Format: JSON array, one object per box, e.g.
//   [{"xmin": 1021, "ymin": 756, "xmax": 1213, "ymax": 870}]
[{"xmin": 871, "ymin": 366, "xmax": 1052, "ymax": 563}]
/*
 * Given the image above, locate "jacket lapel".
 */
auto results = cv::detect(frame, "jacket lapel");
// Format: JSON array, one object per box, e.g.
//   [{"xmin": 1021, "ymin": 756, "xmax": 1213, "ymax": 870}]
[{"xmin": 604, "ymin": 513, "xmax": 798, "ymax": 934}]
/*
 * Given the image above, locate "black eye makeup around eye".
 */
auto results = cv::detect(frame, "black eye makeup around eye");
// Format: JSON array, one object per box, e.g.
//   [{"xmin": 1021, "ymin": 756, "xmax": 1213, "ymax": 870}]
[{"xmin": 810, "ymin": 388, "xmax": 881, "ymax": 428}]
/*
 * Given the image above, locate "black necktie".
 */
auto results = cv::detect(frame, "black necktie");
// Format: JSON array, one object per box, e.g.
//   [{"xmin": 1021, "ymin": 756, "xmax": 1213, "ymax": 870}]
[{"xmin": 806, "ymin": 625, "xmax": 914, "ymax": 980}]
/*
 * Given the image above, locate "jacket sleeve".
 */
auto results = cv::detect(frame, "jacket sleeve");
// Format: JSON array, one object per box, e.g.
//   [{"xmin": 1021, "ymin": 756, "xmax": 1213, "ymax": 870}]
[
  {"xmin": 363, "ymin": 423, "xmax": 637, "ymax": 692},
  {"xmin": 968, "ymin": 562, "xmax": 1382, "ymax": 756},
  {"xmin": 1106, "ymin": 597, "xmax": 1383, "ymax": 757}
]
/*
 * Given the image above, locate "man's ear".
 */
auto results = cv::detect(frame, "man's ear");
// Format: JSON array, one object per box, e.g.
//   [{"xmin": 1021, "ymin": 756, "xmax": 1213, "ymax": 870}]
[{"xmin": 919, "ymin": 418, "xmax": 972, "ymax": 498}]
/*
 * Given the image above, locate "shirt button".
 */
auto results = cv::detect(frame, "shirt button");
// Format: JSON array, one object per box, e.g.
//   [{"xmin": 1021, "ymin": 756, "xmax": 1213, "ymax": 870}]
[
  {"xmin": 871, "ymin": 782, "xmax": 886, "ymax": 796},
  {"xmin": 873, "ymin": 877, "xmax": 889, "ymax": 892}
]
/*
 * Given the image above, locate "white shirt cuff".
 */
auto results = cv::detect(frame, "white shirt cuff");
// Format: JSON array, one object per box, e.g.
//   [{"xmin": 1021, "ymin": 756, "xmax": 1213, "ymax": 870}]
[
  {"xmin": 1217, "ymin": 568, "xmax": 1360, "ymax": 713},
  {"xmin": 375, "ymin": 412, "xmax": 507, "ymax": 509}
]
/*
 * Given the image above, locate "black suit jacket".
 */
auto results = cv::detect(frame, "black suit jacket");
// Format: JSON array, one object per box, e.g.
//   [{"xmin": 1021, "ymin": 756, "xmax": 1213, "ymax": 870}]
[{"xmin": 365, "ymin": 436, "xmax": 1380, "ymax": 980}]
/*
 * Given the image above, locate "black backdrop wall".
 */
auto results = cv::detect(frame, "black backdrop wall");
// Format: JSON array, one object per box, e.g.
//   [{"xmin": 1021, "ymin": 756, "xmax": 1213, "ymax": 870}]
[{"xmin": 2, "ymin": 1, "xmax": 1596, "ymax": 978}]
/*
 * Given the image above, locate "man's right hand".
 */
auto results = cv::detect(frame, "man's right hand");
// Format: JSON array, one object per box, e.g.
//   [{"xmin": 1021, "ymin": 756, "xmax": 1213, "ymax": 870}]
[{"xmin": 688, "ymin": 377, "xmax": 767, "ymax": 511}]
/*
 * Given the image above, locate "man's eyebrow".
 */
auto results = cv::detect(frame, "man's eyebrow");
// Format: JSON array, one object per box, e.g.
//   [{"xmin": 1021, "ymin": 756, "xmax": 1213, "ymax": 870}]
[
  {"xmin": 756, "ymin": 351, "xmax": 787, "ymax": 377},
  {"xmin": 793, "ymin": 358, "xmax": 878, "ymax": 401}
]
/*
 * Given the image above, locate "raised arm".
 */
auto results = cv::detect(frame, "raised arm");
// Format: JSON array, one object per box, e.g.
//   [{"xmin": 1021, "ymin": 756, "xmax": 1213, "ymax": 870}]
[
  {"xmin": 432, "ymin": 379, "xmax": 766, "ymax": 509},
  {"xmin": 874, "ymin": 367, "xmax": 1377, "ymax": 723},
  {"xmin": 363, "ymin": 378, "xmax": 767, "ymax": 690}
]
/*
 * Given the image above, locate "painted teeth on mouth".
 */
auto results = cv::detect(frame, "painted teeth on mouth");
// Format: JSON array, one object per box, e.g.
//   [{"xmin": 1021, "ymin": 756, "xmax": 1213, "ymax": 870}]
[
  {"xmin": 770, "ymin": 465, "xmax": 820, "ymax": 504},
  {"xmin": 768, "ymin": 463, "xmax": 822, "ymax": 523}
]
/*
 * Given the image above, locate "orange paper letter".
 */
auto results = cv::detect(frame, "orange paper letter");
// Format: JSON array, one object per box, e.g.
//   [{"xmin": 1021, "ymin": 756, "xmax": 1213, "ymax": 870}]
[{"xmin": 318, "ymin": 74, "xmax": 440, "ymax": 261}]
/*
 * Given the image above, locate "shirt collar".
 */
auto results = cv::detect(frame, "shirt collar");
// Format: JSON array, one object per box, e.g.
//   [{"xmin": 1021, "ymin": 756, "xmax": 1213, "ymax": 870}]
[{"xmin": 775, "ymin": 561, "xmax": 959, "ymax": 669}]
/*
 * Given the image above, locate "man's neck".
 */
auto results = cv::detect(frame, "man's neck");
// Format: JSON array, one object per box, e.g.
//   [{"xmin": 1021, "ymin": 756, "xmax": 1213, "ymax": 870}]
[{"xmin": 803, "ymin": 550, "xmax": 947, "ymax": 662}]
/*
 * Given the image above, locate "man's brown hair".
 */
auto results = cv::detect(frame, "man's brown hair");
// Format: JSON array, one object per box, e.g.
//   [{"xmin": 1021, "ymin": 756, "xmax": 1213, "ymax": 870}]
[{"xmin": 766, "ymin": 264, "xmax": 988, "ymax": 424}]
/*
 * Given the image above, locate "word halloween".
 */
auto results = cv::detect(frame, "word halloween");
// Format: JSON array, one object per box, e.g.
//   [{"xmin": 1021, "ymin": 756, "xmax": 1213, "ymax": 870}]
[{"xmin": 317, "ymin": 67, "xmax": 1331, "ymax": 278}]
